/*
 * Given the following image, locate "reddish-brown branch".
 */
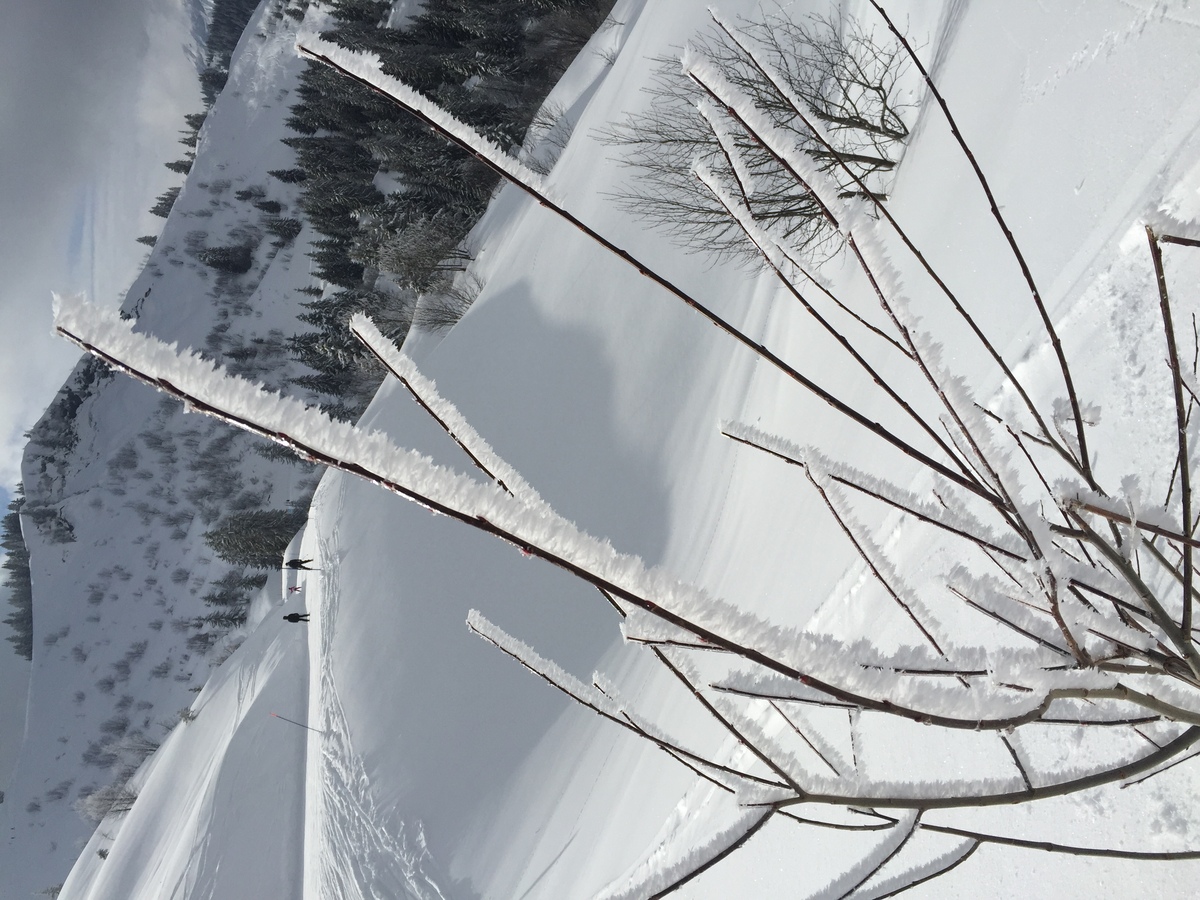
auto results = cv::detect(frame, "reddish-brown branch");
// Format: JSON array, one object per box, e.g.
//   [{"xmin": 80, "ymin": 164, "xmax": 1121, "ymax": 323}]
[
  {"xmin": 872, "ymin": 841, "xmax": 979, "ymax": 899},
  {"xmin": 770, "ymin": 700, "xmax": 843, "ymax": 776},
  {"xmin": 920, "ymin": 822, "xmax": 1200, "ymax": 860},
  {"xmin": 1147, "ymin": 227, "xmax": 1194, "ymax": 637},
  {"xmin": 350, "ymin": 321, "xmax": 515, "ymax": 496},
  {"xmin": 1071, "ymin": 501, "xmax": 1200, "ymax": 550},
  {"xmin": 1160, "ymin": 233, "xmax": 1200, "ymax": 249},
  {"xmin": 646, "ymin": 809, "xmax": 774, "ymax": 900},
  {"xmin": 1000, "ymin": 734, "xmax": 1033, "ymax": 791},
  {"xmin": 866, "ymin": 0, "xmax": 1094, "ymax": 488},
  {"xmin": 720, "ymin": 428, "xmax": 1024, "ymax": 560},
  {"xmin": 802, "ymin": 464, "xmax": 947, "ymax": 655},
  {"xmin": 948, "ymin": 585, "xmax": 1071, "ymax": 657},
  {"xmin": 834, "ymin": 812, "xmax": 920, "ymax": 899}
]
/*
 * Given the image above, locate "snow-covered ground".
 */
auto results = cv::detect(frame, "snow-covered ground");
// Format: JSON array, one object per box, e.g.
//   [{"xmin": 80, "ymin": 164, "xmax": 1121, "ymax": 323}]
[{"xmin": 26, "ymin": 0, "xmax": 1200, "ymax": 897}]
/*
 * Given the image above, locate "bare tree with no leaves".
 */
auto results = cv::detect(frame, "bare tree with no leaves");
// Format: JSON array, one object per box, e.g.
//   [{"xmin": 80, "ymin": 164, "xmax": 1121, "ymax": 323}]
[{"xmin": 602, "ymin": 10, "xmax": 912, "ymax": 263}]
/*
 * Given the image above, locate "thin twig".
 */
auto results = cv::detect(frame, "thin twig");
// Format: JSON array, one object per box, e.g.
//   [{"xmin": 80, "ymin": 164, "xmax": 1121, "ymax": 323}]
[
  {"xmin": 721, "ymin": 428, "xmax": 1024, "ymax": 560},
  {"xmin": 710, "ymin": 682, "xmax": 856, "ymax": 709},
  {"xmin": 1159, "ymin": 233, "xmax": 1200, "ymax": 249},
  {"xmin": 646, "ymin": 810, "xmax": 774, "ymax": 900},
  {"xmin": 1121, "ymin": 746, "xmax": 1200, "ymax": 788},
  {"xmin": 1070, "ymin": 500, "xmax": 1200, "ymax": 550},
  {"xmin": 654, "ymin": 646, "xmax": 806, "ymax": 794},
  {"xmin": 1141, "ymin": 539, "xmax": 1200, "ymax": 609},
  {"xmin": 803, "ymin": 465, "xmax": 947, "ymax": 654},
  {"xmin": 1147, "ymin": 226, "xmax": 1194, "ymax": 637},
  {"xmin": 778, "ymin": 245, "xmax": 913, "ymax": 356},
  {"xmin": 771, "ymin": 700, "xmax": 843, "ymax": 776},
  {"xmin": 350, "ymin": 320, "xmax": 515, "ymax": 496},
  {"xmin": 866, "ymin": 0, "xmax": 1094, "ymax": 487},
  {"xmin": 1000, "ymin": 734, "xmax": 1033, "ymax": 791},
  {"xmin": 697, "ymin": 172, "xmax": 979, "ymax": 485},
  {"xmin": 948, "ymin": 585, "xmax": 1072, "ymax": 657},
  {"xmin": 775, "ymin": 808, "xmax": 894, "ymax": 832},
  {"xmin": 787, "ymin": 725, "xmax": 1200, "ymax": 809},
  {"xmin": 834, "ymin": 812, "xmax": 920, "ymax": 899},
  {"xmin": 871, "ymin": 840, "xmax": 978, "ymax": 899},
  {"xmin": 919, "ymin": 822, "xmax": 1200, "ymax": 860}
]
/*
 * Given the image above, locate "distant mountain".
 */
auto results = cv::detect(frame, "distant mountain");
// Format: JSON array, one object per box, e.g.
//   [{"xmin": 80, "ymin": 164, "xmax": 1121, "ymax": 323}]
[{"xmin": 0, "ymin": 4, "xmax": 322, "ymax": 894}]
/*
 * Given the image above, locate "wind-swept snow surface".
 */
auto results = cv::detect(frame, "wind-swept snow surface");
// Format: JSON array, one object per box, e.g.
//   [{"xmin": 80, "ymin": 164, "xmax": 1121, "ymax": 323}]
[{"xmin": 47, "ymin": 0, "xmax": 1200, "ymax": 897}]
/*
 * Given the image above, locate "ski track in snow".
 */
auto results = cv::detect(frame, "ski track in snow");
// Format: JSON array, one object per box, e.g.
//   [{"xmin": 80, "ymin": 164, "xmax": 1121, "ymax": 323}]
[
  {"xmin": 310, "ymin": 478, "xmax": 448, "ymax": 900},
  {"xmin": 1024, "ymin": 0, "xmax": 1200, "ymax": 100}
]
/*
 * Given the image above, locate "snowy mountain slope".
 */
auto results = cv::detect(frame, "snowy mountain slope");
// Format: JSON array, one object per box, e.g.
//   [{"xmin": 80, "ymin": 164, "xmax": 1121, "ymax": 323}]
[
  {"xmin": 34, "ymin": 0, "xmax": 1200, "ymax": 898},
  {"xmin": 55, "ymin": 580, "xmax": 307, "ymax": 900},
  {"xmin": 0, "ymin": 2, "xmax": 327, "ymax": 896},
  {"xmin": 284, "ymin": 0, "xmax": 1200, "ymax": 895}
]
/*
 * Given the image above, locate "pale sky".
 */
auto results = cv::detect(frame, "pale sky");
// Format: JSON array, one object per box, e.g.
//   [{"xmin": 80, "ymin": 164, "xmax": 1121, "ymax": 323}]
[
  {"xmin": 0, "ymin": 0, "xmax": 202, "ymax": 492},
  {"xmin": 0, "ymin": 0, "xmax": 202, "ymax": 786}
]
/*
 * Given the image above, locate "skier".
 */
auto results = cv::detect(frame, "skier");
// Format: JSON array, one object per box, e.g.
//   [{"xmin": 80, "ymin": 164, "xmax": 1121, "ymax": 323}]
[
  {"xmin": 287, "ymin": 585, "xmax": 304, "ymax": 594},
  {"xmin": 283, "ymin": 612, "xmax": 310, "ymax": 623},
  {"xmin": 285, "ymin": 558, "xmax": 316, "ymax": 570}
]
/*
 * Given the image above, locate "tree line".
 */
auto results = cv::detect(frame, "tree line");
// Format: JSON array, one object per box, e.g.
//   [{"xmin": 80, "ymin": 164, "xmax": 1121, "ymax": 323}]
[
  {"xmin": 2, "ymin": 488, "xmax": 32, "ymax": 660},
  {"xmin": 143, "ymin": 0, "xmax": 272, "ymax": 231},
  {"xmin": 281, "ymin": 0, "xmax": 614, "ymax": 417}
]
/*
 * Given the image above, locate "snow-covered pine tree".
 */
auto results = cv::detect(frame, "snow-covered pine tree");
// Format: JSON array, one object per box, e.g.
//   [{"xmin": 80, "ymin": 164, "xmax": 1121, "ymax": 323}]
[
  {"xmin": 1, "ymin": 489, "xmax": 33, "ymax": 660},
  {"xmin": 196, "ymin": 244, "xmax": 254, "ymax": 275},
  {"xmin": 203, "ymin": 509, "xmax": 307, "ymax": 569}
]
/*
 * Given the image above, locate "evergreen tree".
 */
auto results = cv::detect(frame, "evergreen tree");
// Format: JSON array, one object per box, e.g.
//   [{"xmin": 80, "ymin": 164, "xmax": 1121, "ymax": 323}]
[
  {"xmin": 279, "ymin": 0, "xmax": 617, "ymax": 394},
  {"xmin": 199, "ymin": 66, "xmax": 229, "ymax": 107},
  {"xmin": 201, "ymin": 608, "xmax": 247, "ymax": 629},
  {"xmin": 265, "ymin": 217, "xmax": 304, "ymax": 242},
  {"xmin": 268, "ymin": 168, "xmax": 308, "ymax": 184},
  {"xmin": 202, "ymin": 570, "xmax": 267, "ymax": 608},
  {"xmin": 149, "ymin": 186, "xmax": 182, "ymax": 218},
  {"xmin": 204, "ymin": 509, "xmax": 307, "ymax": 569},
  {"xmin": 197, "ymin": 245, "xmax": 254, "ymax": 274},
  {"xmin": 2, "ymin": 489, "xmax": 33, "ymax": 660}
]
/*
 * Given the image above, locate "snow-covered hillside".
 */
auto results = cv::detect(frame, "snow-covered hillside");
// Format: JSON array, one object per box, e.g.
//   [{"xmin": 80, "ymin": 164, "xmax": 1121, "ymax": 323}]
[{"xmin": 13, "ymin": 0, "xmax": 1200, "ymax": 897}]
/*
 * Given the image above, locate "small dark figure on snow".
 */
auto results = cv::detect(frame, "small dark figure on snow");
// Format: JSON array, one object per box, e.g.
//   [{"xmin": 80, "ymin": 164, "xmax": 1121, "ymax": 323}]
[
  {"xmin": 285, "ymin": 558, "xmax": 316, "ymax": 570},
  {"xmin": 287, "ymin": 585, "xmax": 303, "ymax": 594},
  {"xmin": 283, "ymin": 612, "xmax": 310, "ymax": 623}
]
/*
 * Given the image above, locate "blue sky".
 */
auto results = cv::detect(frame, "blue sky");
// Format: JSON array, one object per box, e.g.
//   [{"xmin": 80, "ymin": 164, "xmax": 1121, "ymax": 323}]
[{"xmin": 0, "ymin": 0, "xmax": 201, "ymax": 493}]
